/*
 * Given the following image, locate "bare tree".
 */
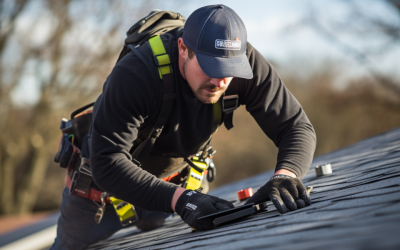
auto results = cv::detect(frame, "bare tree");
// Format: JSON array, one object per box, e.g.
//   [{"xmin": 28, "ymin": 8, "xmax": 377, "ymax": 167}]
[
  {"xmin": 302, "ymin": 0, "xmax": 400, "ymax": 96},
  {"xmin": 0, "ymin": 0, "xmax": 181, "ymax": 215}
]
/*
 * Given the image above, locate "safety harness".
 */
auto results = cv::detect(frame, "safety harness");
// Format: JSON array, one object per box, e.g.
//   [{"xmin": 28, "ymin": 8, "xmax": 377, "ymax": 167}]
[
  {"xmin": 128, "ymin": 35, "xmax": 177, "ymax": 166},
  {"xmin": 56, "ymin": 10, "xmax": 240, "ymax": 226}
]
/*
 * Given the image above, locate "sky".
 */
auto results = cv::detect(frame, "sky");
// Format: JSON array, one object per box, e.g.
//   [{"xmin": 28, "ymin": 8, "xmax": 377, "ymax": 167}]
[
  {"xmin": 8, "ymin": 0, "xmax": 400, "ymax": 104},
  {"xmin": 173, "ymin": 0, "xmax": 400, "ymax": 80}
]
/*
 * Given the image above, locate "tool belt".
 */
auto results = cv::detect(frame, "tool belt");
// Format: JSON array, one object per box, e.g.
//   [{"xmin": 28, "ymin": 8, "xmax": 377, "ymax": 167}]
[
  {"xmin": 54, "ymin": 104, "xmax": 217, "ymax": 205},
  {"xmin": 56, "ymin": 126, "xmax": 208, "ymax": 226},
  {"xmin": 64, "ymin": 159, "xmax": 198, "ymax": 204},
  {"xmin": 58, "ymin": 132, "xmax": 215, "ymax": 226},
  {"xmin": 66, "ymin": 171, "xmax": 110, "ymax": 203},
  {"xmin": 64, "ymin": 154, "xmax": 200, "ymax": 205},
  {"xmin": 54, "ymin": 111, "xmax": 216, "ymax": 203},
  {"xmin": 63, "ymin": 147, "xmax": 215, "ymax": 204}
]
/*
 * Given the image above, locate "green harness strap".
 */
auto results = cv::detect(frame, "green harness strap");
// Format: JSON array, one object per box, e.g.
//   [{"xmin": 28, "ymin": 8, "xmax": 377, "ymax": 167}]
[
  {"xmin": 148, "ymin": 35, "xmax": 222, "ymax": 130},
  {"xmin": 130, "ymin": 35, "xmax": 175, "ymax": 165},
  {"xmin": 148, "ymin": 35, "xmax": 172, "ymax": 78},
  {"xmin": 130, "ymin": 35, "xmax": 222, "ymax": 166}
]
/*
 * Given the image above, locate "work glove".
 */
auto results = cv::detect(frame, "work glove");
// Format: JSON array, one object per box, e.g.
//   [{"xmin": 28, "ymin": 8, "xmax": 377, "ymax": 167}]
[
  {"xmin": 175, "ymin": 190, "xmax": 234, "ymax": 231},
  {"xmin": 54, "ymin": 134, "xmax": 74, "ymax": 168},
  {"xmin": 245, "ymin": 174, "xmax": 311, "ymax": 214}
]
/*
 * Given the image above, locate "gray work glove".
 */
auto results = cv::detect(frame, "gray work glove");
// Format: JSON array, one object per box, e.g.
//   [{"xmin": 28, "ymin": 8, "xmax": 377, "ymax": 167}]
[
  {"xmin": 245, "ymin": 174, "xmax": 311, "ymax": 213},
  {"xmin": 175, "ymin": 190, "xmax": 234, "ymax": 231}
]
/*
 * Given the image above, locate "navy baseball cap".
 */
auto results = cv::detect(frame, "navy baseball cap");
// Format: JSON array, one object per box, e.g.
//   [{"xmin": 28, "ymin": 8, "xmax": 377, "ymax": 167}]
[{"xmin": 182, "ymin": 5, "xmax": 253, "ymax": 79}]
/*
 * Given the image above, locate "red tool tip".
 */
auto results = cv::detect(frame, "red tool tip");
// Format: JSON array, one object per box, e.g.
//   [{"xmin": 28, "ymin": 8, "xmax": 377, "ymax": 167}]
[{"xmin": 237, "ymin": 188, "xmax": 253, "ymax": 200}]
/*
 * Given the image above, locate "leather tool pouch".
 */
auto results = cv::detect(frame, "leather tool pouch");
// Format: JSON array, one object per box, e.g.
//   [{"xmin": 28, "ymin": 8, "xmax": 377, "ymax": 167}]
[{"xmin": 55, "ymin": 103, "xmax": 95, "ymax": 196}]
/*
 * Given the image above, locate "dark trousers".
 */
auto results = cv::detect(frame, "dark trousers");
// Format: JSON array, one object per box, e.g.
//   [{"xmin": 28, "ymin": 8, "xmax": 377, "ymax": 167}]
[{"xmin": 50, "ymin": 187, "xmax": 172, "ymax": 250}]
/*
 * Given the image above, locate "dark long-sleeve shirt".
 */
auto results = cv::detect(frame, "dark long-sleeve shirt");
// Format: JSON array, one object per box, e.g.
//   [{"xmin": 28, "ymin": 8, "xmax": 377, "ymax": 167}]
[{"xmin": 90, "ymin": 28, "xmax": 316, "ymax": 213}]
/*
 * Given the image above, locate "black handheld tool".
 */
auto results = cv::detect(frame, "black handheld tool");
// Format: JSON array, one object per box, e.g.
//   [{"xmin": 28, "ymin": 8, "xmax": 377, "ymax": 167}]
[{"xmin": 197, "ymin": 202, "xmax": 268, "ymax": 226}]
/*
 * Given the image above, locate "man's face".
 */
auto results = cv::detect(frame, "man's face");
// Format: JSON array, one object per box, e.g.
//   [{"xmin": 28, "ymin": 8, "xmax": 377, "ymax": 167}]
[
  {"xmin": 183, "ymin": 55, "xmax": 233, "ymax": 104},
  {"xmin": 179, "ymin": 40, "xmax": 233, "ymax": 104}
]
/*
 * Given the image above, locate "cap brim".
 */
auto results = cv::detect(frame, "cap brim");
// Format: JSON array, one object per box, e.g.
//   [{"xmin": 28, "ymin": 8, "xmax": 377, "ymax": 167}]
[{"xmin": 196, "ymin": 53, "xmax": 253, "ymax": 79}]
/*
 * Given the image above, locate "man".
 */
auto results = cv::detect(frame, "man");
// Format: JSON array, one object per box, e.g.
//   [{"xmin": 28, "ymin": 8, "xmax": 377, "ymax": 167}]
[{"xmin": 51, "ymin": 4, "xmax": 316, "ymax": 250}]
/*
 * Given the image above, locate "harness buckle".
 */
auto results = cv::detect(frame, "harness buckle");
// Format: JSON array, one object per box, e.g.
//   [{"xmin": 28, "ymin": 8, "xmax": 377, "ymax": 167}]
[
  {"xmin": 109, "ymin": 197, "xmax": 139, "ymax": 226},
  {"xmin": 151, "ymin": 127, "xmax": 163, "ymax": 138},
  {"xmin": 94, "ymin": 192, "xmax": 108, "ymax": 224},
  {"xmin": 222, "ymin": 95, "xmax": 239, "ymax": 113},
  {"xmin": 153, "ymin": 53, "xmax": 171, "ymax": 67},
  {"xmin": 78, "ymin": 157, "xmax": 92, "ymax": 176}
]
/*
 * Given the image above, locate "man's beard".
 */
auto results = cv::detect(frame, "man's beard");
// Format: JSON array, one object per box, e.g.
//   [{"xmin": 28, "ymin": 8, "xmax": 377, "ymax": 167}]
[{"xmin": 183, "ymin": 58, "xmax": 227, "ymax": 104}]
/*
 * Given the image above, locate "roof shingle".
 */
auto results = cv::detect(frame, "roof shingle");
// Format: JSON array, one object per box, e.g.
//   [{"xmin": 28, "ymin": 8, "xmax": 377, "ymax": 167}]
[{"xmin": 88, "ymin": 127, "xmax": 400, "ymax": 250}]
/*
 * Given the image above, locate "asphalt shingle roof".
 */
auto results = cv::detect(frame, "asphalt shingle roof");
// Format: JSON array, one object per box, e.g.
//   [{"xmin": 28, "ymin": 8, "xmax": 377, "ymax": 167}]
[{"xmin": 87, "ymin": 127, "xmax": 400, "ymax": 250}]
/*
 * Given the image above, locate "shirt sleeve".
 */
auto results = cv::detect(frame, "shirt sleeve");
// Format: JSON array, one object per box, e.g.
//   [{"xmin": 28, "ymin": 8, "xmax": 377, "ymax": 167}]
[
  {"xmin": 233, "ymin": 43, "xmax": 317, "ymax": 179},
  {"xmin": 90, "ymin": 64, "xmax": 177, "ymax": 213}
]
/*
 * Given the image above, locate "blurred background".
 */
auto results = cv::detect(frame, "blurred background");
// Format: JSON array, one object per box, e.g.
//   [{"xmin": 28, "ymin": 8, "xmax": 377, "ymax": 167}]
[{"xmin": 0, "ymin": 0, "xmax": 399, "ymax": 228}]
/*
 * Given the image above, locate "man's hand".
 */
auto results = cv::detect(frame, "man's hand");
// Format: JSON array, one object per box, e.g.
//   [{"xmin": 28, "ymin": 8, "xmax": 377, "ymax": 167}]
[
  {"xmin": 174, "ymin": 189, "xmax": 234, "ymax": 231},
  {"xmin": 245, "ymin": 172, "xmax": 311, "ymax": 213}
]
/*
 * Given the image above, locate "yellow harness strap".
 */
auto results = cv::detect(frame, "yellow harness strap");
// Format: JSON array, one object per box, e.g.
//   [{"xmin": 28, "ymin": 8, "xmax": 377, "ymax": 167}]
[
  {"xmin": 148, "ymin": 35, "xmax": 172, "ymax": 79},
  {"xmin": 148, "ymin": 35, "xmax": 222, "ymax": 125},
  {"xmin": 149, "ymin": 36, "xmax": 221, "ymax": 191}
]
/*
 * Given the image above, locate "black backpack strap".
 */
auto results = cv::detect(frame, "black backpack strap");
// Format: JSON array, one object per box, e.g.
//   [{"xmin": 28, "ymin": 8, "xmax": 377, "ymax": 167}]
[
  {"xmin": 221, "ymin": 78, "xmax": 240, "ymax": 131},
  {"xmin": 222, "ymin": 94, "xmax": 239, "ymax": 130},
  {"xmin": 128, "ymin": 36, "xmax": 176, "ymax": 166}
]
